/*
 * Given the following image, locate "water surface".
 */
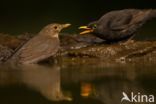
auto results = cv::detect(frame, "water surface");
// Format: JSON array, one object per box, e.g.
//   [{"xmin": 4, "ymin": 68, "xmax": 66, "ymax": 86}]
[{"xmin": 0, "ymin": 60, "xmax": 156, "ymax": 104}]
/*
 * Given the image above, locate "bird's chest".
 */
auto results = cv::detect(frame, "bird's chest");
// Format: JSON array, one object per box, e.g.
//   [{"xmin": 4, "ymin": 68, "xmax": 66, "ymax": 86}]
[{"xmin": 95, "ymin": 23, "xmax": 113, "ymax": 39}]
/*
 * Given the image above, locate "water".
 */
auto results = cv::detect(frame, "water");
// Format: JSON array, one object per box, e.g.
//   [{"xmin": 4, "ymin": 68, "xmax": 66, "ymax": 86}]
[{"xmin": 0, "ymin": 59, "xmax": 156, "ymax": 104}]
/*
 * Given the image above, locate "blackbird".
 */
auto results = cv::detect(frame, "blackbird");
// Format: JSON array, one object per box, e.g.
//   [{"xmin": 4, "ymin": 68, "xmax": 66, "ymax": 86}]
[
  {"xmin": 9, "ymin": 23, "xmax": 71, "ymax": 64},
  {"xmin": 79, "ymin": 9, "xmax": 156, "ymax": 42}
]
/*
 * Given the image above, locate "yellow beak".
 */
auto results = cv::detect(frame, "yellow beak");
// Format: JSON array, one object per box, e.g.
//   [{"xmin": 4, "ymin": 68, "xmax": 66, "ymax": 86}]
[
  {"xmin": 62, "ymin": 23, "xmax": 71, "ymax": 28},
  {"xmin": 79, "ymin": 26, "xmax": 93, "ymax": 35}
]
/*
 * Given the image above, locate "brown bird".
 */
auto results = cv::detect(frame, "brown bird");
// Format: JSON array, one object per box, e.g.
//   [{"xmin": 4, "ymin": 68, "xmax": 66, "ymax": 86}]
[
  {"xmin": 79, "ymin": 9, "xmax": 156, "ymax": 43},
  {"xmin": 8, "ymin": 23, "xmax": 71, "ymax": 64}
]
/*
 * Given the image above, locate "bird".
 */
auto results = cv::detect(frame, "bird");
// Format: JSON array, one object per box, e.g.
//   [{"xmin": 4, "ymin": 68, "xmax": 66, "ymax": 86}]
[
  {"xmin": 8, "ymin": 23, "xmax": 71, "ymax": 64},
  {"xmin": 79, "ymin": 9, "xmax": 156, "ymax": 43}
]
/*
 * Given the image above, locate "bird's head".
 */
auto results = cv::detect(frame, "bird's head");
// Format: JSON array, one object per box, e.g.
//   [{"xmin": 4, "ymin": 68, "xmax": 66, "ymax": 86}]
[
  {"xmin": 40, "ymin": 23, "xmax": 71, "ymax": 38},
  {"xmin": 79, "ymin": 21, "xmax": 98, "ymax": 35}
]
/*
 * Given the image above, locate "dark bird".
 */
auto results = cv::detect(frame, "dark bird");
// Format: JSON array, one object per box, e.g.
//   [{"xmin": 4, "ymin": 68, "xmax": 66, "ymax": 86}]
[
  {"xmin": 79, "ymin": 9, "xmax": 156, "ymax": 42},
  {"xmin": 8, "ymin": 23, "xmax": 71, "ymax": 64}
]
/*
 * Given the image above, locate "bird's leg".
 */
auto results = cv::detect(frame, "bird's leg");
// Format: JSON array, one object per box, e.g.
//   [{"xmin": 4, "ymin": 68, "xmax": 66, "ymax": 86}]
[{"xmin": 119, "ymin": 35, "xmax": 135, "ymax": 46}]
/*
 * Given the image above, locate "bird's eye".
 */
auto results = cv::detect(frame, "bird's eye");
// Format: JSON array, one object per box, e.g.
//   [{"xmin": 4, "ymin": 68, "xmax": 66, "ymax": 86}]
[
  {"xmin": 54, "ymin": 26, "xmax": 58, "ymax": 30},
  {"xmin": 92, "ymin": 24, "xmax": 97, "ymax": 29}
]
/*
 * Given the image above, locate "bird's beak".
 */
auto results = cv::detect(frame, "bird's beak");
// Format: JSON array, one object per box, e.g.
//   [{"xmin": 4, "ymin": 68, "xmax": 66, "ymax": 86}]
[
  {"xmin": 78, "ymin": 26, "xmax": 93, "ymax": 35},
  {"xmin": 62, "ymin": 23, "xmax": 71, "ymax": 29}
]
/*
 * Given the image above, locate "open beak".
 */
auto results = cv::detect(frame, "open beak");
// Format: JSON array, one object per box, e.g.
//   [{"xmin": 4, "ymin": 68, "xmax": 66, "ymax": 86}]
[
  {"xmin": 79, "ymin": 26, "xmax": 93, "ymax": 35},
  {"xmin": 62, "ymin": 23, "xmax": 71, "ymax": 29}
]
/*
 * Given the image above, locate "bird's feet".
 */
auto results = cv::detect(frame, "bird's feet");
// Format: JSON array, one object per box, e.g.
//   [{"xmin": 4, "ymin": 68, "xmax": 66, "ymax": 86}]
[{"xmin": 119, "ymin": 39, "xmax": 135, "ymax": 46}]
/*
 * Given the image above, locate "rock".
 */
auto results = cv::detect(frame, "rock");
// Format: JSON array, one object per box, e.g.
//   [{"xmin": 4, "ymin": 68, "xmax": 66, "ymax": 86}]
[
  {"xmin": 0, "ymin": 33, "xmax": 32, "ymax": 50},
  {"xmin": 1, "ymin": 33, "xmax": 156, "ymax": 63},
  {"xmin": 59, "ymin": 40, "xmax": 156, "ymax": 63},
  {"xmin": 0, "ymin": 45, "xmax": 13, "ymax": 63}
]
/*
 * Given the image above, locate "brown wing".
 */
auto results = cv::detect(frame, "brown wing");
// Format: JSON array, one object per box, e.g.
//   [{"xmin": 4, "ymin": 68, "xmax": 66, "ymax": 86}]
[{"xmin": 15, "ymin": 35, "xmax": 59, "ymax": 64}]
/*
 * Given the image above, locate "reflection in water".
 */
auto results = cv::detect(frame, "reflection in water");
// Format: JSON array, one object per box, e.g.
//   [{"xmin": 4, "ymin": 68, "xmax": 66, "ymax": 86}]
[
  {"xmin": 0, "ymin": 61, "xmax": 156, "ymax": 104},
  {"xmin": 61, "ymin": 62, "xmax": 156, "ymax": 104},
  {"xmin": 92, "ymin": 78, "xmax": 146, "ymax": 104},
  {"xmin": 0, "ymin": 64, "xmax": 71, "ymax": 102},
  {"xmin": 81, "ymin": 82, "xmax": 93, "ymax": 97}
]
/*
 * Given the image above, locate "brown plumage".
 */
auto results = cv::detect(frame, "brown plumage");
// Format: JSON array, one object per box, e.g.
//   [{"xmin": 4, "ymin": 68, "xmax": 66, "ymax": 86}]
[{"xmin": 8, "ymin": 23, "xmax": 71, "ymax": 64}]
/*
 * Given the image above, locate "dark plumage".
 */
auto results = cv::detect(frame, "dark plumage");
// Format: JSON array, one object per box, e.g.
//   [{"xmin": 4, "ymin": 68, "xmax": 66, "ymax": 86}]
[
  {"xmin": 8, "ymin": 23, "xmax": 71, "ymax": 64},
  {"xmin": 79, "ymin": 9, "xmax": 156, "ymax": 42}
]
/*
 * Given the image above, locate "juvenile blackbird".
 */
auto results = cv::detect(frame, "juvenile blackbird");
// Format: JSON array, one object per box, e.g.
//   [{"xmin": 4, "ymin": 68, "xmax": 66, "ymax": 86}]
[
  {"xmin": 79, "ymin": 9, "xmax": 156, "ymax": 42},
  {"xmin": 9, "ymin": 23, "xmax": 71, "ymax": 64}
]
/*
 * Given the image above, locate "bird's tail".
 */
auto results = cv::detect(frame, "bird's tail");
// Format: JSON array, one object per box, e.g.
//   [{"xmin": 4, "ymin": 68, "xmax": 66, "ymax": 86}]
[
  {"xmin": 138, "ymin": 9, "xmax": 156, "ymax": 23},
  {"xmin": 148, "ymin": 9, "xmax": 156, "ymax": 19}
]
